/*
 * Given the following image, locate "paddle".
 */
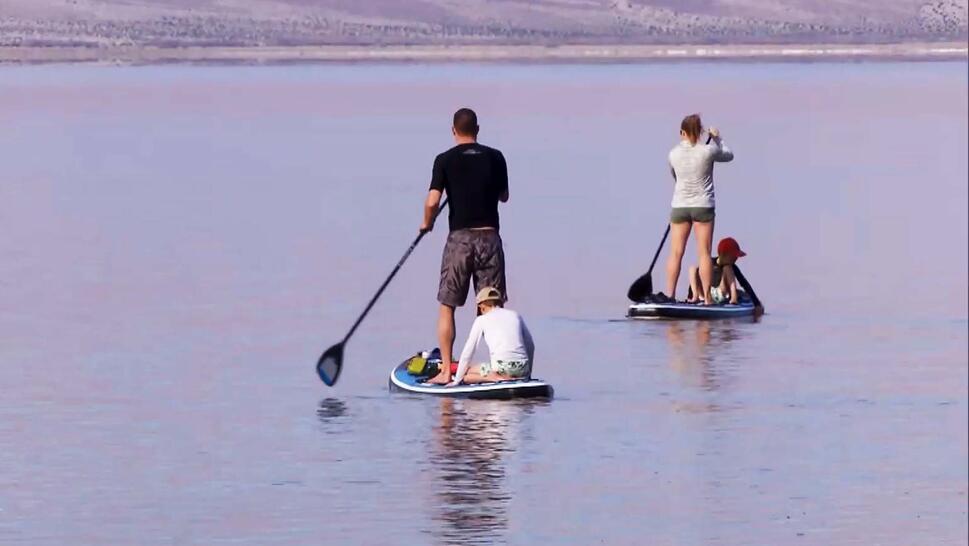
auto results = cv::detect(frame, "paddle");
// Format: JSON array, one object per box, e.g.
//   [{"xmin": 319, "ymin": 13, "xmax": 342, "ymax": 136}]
[
  {"xmin": 627, "ymin": 133, "xmax": 715, "ymax": 303},
  {"xmin": 317, "ymin": 199, "xmax": 449, "ymax": 386},
  {"xmin": 626, "ymin": 224, "xmax": 670, "ymax": 303},
  {"xmin": 732, "ymin": 264, "xmax": 764, "ymax": 314}
]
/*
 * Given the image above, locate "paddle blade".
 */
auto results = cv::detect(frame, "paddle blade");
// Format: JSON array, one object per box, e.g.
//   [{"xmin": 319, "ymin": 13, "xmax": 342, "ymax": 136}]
[
  {"xmin": 627, "ymin": 273, "xmax": 653, "ymax": 303},
  {"xmin": 317, "ymin": 343, "xmax": 344, "ymax": 386}
]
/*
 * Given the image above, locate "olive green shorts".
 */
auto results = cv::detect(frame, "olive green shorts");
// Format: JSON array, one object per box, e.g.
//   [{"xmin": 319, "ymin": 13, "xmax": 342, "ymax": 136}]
[{"xmin": 670, "ymin": 207, "xmax": 716, "ymax": 224}]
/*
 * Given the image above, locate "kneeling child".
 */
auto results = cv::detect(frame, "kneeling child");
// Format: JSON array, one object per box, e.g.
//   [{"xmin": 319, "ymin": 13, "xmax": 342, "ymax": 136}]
[
  {"xmin": 433, "ymin": 287, "xmax": 535, "ymax": 387},
  {"xmin": 688, "ymin": 237, "xmax": 747, "ymax": 305}
]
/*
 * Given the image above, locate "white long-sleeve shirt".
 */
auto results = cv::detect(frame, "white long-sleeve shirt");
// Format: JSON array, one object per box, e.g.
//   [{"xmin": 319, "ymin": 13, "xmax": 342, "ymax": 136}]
[
  {"xmin": 454, "ymin": 307, "xmax": 535, "ymax": 382},
  {"xmin": 668, "ymin": 137, "xmax": 734, "ymax": 209}
]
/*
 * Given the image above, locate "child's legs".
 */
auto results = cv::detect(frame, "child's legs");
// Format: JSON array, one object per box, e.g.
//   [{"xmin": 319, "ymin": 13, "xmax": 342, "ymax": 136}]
[
  {"xmin": 719, "ymin": 264, "xmax": 734, "ymax": 291},
  {"xmin": 720, "ymin": 264, "xmax": 738, "ymax": 302},
  {"xmin": 458, "ymin": 364, "xmax": 484, "ymax": 383},
  {"xmin": 461, "ymin": 366, "xmax": 505, "ymax": 384},
  {"xmin": 687, "ymin": 266, "xmax": 700, "ymax": 302}
]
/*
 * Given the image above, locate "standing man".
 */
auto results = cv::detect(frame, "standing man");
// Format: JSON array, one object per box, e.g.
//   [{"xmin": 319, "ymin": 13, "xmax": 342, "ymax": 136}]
[{"xmin": 420, "ymin": 108, "xmax": 509, "ymax": 385}]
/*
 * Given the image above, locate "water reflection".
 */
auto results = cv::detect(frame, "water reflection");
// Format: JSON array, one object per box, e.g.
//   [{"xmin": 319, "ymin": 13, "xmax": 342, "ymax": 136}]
[
  {"xmin": 665, "ymin": 321, "xmax": 747, "ymax": 392},
  {"xmin": 667, "ymin": 321, "xmax": 717, "ymax": 391},
  {"xmin": 316, "ymin": 397, "xmax": 348, "ymax": 421},
  {"xmin": 426, "ymin": 398, "xmax": 537, "ymax": 546}
]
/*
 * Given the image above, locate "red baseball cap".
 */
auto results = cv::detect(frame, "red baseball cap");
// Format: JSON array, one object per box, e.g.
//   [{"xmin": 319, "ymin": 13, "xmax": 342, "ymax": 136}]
[{"xmin": 717, "ymin": 237, "xmax": 747, "ymax": 258}]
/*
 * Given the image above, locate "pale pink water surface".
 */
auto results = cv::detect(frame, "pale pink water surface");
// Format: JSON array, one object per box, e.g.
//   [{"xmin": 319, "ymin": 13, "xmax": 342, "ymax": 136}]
[{"xmin": 0, "ymin": 62, "xmax": 966, "ymax": 545}]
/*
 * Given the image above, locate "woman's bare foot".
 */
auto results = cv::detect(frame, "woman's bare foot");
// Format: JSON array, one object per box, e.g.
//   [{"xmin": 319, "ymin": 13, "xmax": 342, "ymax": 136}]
[{"xmin": 427, "ymin": 371, "xmax": 451, "ymax": 385}]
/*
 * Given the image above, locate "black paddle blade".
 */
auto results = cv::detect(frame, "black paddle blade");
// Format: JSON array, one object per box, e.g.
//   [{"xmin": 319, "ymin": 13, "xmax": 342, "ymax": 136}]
[
  {"xmin": 627, "ymin": 273, "xmax": 653, "ymax": 303},
  {"xmin": 317, "ymin": 343, "xmax": 344, "ymax": 386}
]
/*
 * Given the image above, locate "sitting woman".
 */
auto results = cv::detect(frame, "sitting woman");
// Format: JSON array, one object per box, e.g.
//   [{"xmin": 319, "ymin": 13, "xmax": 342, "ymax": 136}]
[
  {"xmin": 441, "ymin": 286, "xmax": 535, "ymax": 387},
  {"xmin": 687, "ymin": 237, "xmax": 747, "ymax": 305}
]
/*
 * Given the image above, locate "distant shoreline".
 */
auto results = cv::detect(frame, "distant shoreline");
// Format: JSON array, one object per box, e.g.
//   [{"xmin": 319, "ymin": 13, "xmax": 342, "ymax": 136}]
[{"xmin": 0, "ymin": 42, "xmax": 966, "ymax": 65}]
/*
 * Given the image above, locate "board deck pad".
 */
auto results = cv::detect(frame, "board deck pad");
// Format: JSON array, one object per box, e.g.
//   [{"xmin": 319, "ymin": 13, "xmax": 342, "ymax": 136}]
[
  {"xmin": 627, "ymin": 300, "xmax": 756, "ymax": 320},
  {"xmin": 389, "ymin": 362, "xmax": 553, "ymax": 399}
]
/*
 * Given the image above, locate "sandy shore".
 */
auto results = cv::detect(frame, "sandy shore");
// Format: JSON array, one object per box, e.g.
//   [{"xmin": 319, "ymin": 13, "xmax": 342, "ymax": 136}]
[{"xmin": 1, "ymin": 42, "xmax": 966, "ymax": 64}]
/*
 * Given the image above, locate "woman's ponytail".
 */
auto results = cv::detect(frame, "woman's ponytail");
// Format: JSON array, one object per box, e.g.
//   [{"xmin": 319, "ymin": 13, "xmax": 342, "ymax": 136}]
[{"xmin": 681, "ymin": 114, "xmax": 703, "ymax": 145}]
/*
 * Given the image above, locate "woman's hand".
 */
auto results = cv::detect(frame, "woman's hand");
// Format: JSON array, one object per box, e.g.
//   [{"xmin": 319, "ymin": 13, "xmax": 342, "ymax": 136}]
[{"xmin": 708, "ymin": 127, "xmax": 720, "ymax": 138}]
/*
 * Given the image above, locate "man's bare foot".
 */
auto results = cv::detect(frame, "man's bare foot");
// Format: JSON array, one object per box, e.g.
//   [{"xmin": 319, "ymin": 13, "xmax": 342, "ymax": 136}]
[{"xmin": 427, "ymin": 372, "xmax": 450, "ymax": 385}]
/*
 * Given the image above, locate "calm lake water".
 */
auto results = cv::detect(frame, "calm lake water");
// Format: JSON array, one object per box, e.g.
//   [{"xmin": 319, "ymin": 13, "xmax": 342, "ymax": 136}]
[{"xmin": 0, "ymin": 62, "xmax": 966, "ymax": 545}]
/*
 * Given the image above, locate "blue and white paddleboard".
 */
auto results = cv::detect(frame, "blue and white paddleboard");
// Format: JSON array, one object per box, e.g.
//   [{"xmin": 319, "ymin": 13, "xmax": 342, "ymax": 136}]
[
  {"xmin": 389, "ymin": 362, "xmax": 553, "ymax": 399},
  {"xmin": 627, "ymin": 300, "xmax": 756, "ymax": 320}
]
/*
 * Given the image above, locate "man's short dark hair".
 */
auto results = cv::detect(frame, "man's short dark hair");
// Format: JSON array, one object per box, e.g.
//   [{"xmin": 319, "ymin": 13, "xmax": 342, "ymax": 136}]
[{"xmin": 453, "ymin": 108, "xmax": 479, "ymax": 137}]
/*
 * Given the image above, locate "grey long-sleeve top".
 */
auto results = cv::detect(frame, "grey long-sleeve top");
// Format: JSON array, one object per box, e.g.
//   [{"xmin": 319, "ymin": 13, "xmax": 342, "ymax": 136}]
[{"xmin": 668, "ymin": 137, "xmax": 734, "ymax": 209}]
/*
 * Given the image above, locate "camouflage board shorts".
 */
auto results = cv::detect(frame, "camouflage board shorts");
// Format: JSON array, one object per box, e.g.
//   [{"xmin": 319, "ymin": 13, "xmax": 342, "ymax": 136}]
[{"xmin": 438, "ymin": 229, "xmax": 507, "ymax": 307}]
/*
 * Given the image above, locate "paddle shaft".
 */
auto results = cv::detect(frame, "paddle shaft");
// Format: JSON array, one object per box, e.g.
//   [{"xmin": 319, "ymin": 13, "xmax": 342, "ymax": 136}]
[
  {"xmin": 732, "ymin": 263, "xmax": 762, "ymax": 309},
  {"xmin": 646, "ymin": 225, "xmax": 670, "ymax": 276},
  {"xmin": 341, "ymin": 198, "xmax": 449, "ymax": 344}
]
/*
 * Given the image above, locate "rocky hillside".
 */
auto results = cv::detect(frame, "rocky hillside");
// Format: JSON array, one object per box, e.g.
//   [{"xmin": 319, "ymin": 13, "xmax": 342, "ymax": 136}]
[{"xmin": 0, "ymin": 0, "xmax": 966, "ymax": 47}]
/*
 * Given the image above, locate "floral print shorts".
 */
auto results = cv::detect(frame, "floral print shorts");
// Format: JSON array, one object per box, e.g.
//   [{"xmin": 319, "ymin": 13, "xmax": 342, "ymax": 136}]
[{"xmin": 479, "ymin": 359, "xmax": 529, "ymax": 378}]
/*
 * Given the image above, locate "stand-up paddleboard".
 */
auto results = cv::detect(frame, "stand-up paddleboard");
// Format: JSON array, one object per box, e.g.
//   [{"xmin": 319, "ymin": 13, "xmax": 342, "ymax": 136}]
[
  {"xmin": 389, "ymin": 361, "xmax": 553, "ymax": 399},
  {"xmin": 627, "ymin": 262, "xmax": 763, "ymax": 321},
  {"xmin": 627, "ymin": 300, "xmax": 756, "ymax": 320}
]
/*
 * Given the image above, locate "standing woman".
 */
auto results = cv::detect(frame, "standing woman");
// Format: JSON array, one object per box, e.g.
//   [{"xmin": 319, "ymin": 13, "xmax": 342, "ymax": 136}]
[{"xmin": 664, "ymin": 114, "xmax": 734, "ymax": 304}]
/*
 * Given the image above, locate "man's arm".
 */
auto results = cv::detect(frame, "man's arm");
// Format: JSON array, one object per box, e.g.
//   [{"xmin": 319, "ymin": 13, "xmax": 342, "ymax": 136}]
[
  {"xmin": 423, "ymin": 153, "xmax": 446, "ymax": 232},
  {"xmin": 421, "ymin": 189, "xmax": 442, "ymax": 233},
  {"xmin": 497, "ymin": 151, "xmax": 509, "ymax": 203}
]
